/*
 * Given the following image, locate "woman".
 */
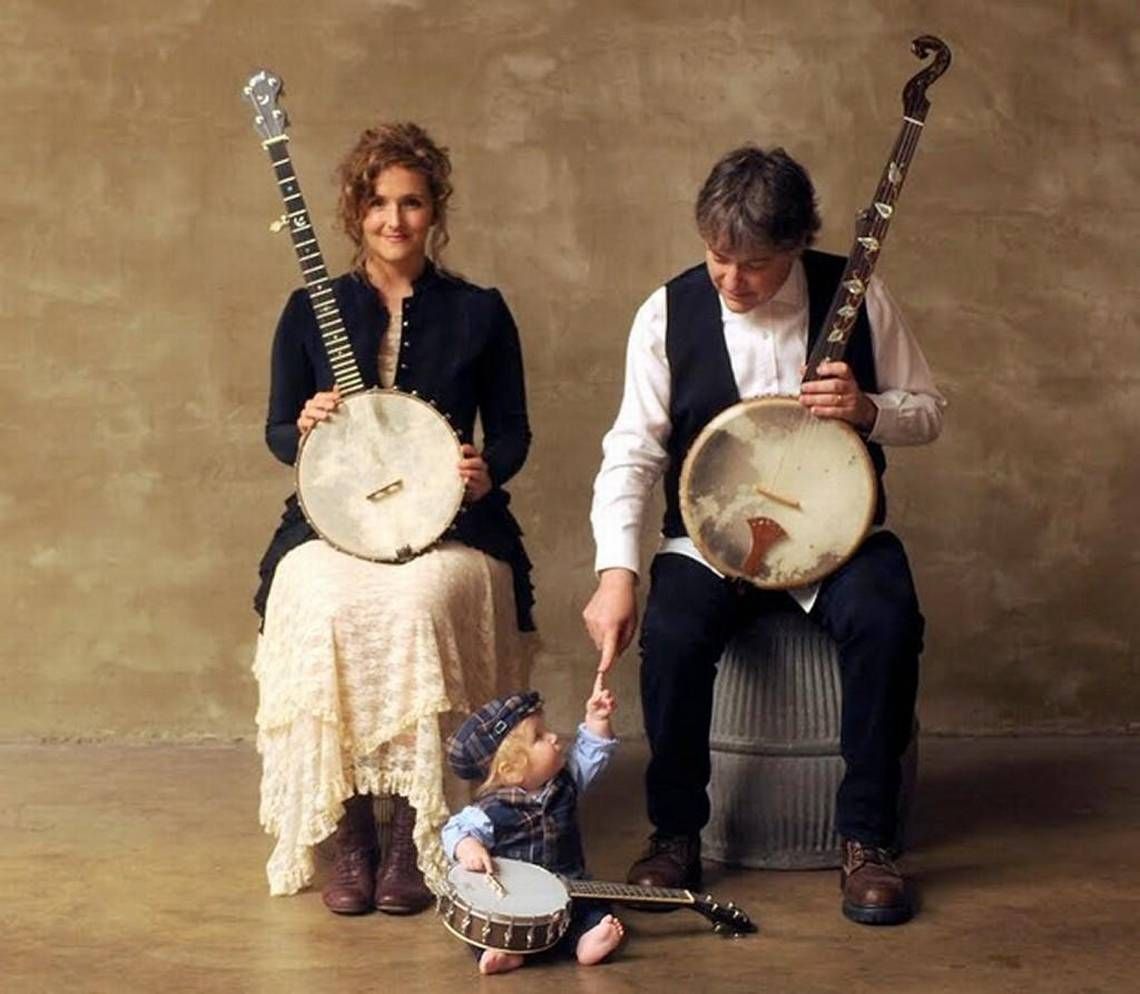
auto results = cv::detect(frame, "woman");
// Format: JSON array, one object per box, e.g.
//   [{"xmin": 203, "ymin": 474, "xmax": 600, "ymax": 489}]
[{"xmin": 253, "ymin": 122, "xmax": 533, "ymax": 916}]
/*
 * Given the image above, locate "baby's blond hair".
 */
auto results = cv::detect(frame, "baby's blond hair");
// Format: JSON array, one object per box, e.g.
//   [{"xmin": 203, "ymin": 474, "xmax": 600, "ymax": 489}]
[{"xmin": 476, "ymin": 715, "xmax": 538, "ymax": 797}]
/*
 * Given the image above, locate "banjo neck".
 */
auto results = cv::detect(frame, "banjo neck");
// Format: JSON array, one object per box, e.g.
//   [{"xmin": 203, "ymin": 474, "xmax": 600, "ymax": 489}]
[
  {"xmin": 243, "ymin": 69, "xmax": 366, "ymax": 397},
  {"xmin": 802, "ymin": 35, "xmax": 951, "ymax": 383},
  {"xmin": 565, "ymin": 879, "xmax": 756, "ymax": 934}
]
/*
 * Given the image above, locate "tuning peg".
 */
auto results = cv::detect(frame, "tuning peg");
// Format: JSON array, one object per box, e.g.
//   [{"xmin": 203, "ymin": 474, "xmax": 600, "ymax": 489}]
[
  {"xmin": 713, "ymin": 923, "xmax": 727, "ymax": 935},
  {"xmin": 270, "ymin": 214, "xmax": 288, "ymax": 233}
]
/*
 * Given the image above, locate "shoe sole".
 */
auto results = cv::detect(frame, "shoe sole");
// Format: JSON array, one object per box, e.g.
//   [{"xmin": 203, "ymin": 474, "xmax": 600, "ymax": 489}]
[
  {"xmin": 376, "ymin": 901, "xmax": 433, "ymax": 916},
  {"xmin": 323, "ymin": 902, "xmax": 374, "ymax": 916},
  {"xmin": 841, "ymin": 899, "xmax": 913, "ymax": 926},
  {"xmin": 626, "ymin": 900, "xmax": 683, "ymax": 914}
]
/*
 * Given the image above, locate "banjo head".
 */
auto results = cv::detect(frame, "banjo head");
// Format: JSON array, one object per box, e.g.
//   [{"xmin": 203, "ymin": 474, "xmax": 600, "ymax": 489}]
[
  {"xmin": 296, "ymin": 389, "xmax": 464, "ymax": 562},
  {"xmin": 679, "ymin": 397, "xmax": 875, "ymax": 589},
  {"xmin": 439, "ymin": 858, "xmax": 571, "ymax": 954}
]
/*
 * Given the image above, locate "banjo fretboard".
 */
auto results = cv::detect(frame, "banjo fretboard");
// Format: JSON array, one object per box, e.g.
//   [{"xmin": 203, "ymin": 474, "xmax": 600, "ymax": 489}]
[
  {"xmin": 565, "ymin": 879, "xmax": 695, "ymax": 905},
  {"xmin": 244, "ymin": 69, "xmax": 366, "ymax": 396}
]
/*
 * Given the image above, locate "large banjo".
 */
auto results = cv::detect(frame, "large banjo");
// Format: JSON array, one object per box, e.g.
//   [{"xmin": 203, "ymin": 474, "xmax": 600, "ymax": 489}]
[
  {"xmin": 679, "ymin": 36, "xmax": 951, "ymax": 589},
  {"xmin": 243, "ymin": 70, "xmax": 464, "ymax": 562}
]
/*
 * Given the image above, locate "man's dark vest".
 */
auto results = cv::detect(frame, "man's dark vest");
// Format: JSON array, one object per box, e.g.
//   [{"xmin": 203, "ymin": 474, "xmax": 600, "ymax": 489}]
[{"xmin": 661, "ymin": 249, "xmax": 887, "ymax": 538}]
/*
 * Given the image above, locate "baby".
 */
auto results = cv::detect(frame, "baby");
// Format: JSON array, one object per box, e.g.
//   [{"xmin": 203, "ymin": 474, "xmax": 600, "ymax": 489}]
[{"xmin": 442, "ymin": 678, "xmax": 623, "ymax": 974}]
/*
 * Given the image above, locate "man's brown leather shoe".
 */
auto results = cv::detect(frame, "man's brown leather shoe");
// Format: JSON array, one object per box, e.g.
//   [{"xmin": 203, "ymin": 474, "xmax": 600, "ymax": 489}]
[
  {"xmin": 375, "ymin": 795, "xmax": 434, "ymax": 915},
  {"xmin": 840, "ymin": 839, "xmax": 914, "ymax": 926},
  {"xmin": 627, "ymin": 832, "xmax": 702, "ymax": 897},
  {"xmin": 321, "ymin": 795, "xmax": 378, "ymax": 915}
]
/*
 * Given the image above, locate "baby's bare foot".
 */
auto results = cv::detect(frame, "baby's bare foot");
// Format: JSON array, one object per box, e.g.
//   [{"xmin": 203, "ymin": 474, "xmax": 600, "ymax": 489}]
[
  {"xmin": 576, "ymin": 914, "xmax": 625, "ymax": 965},
  {"xmin": 479, "ymin": 949, "xmax": 525, "ymax": 975}
]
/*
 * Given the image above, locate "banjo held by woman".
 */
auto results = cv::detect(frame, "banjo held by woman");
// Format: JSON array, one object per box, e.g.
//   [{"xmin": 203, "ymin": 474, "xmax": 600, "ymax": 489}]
[
  {"xmin": 679, "ymin": 36, "xmax": 951, "ymax": 590},
  {"xmin": 244, "ymin": 71, "xmax": 463, "ymax": 563}
]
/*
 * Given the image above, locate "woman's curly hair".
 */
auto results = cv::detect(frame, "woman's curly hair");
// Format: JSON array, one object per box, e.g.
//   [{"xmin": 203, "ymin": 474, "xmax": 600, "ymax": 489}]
[{"xmin": 336, "ymin": 122, "xmax": 453, "ymax": 269}]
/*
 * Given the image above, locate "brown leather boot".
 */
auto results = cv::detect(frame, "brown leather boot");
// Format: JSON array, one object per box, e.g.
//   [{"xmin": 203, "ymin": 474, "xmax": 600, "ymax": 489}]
[
  {"xmin": 374, "ymin": 795, "xmax": 434, "ymax": 915},
  {"xmin": 321, "ymin": 794, "xmax": 378, "ymax": 915},
  {"xmin": 840, "ymin": 839, "xmax": 914, "ymax": 926},
  {"xmin": 626, "ymin": 832, "xmax": 702, "ymax": 899}
]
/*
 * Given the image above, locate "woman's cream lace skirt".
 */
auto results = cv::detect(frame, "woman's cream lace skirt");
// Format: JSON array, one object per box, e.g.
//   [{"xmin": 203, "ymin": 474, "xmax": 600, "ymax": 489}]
[{"xmin": 253, "ymin": 539, "xmax": 530, "ymax": 896}]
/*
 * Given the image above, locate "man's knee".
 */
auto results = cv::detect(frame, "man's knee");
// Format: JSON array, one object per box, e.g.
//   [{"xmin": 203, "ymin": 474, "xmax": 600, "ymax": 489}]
[
  {"xmin": 820, "ymin": 534, "xmax": 921, "ymax": 636},
  {"xmin": 855, "ymin": 594, "xmax": 925, "ymax": 659}
]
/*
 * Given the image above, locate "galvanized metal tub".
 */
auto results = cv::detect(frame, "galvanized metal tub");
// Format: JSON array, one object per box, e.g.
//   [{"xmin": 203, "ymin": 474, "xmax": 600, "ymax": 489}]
[{"xmin": 702, "ymin": 606, "xmax": 916, "ymax": 869}]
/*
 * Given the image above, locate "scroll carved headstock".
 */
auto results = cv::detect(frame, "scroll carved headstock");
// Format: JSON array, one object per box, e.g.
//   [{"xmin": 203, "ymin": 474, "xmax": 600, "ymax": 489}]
[
  {"xmin": 802, "ymin": 33, "xmax": 951, "ymax": 381},
  {"xmin": 902, "ymin": 35, "xmax": 952, "ymax": 120},
  {"xmin": 243, "ymin": 69, "xmax": 289, "ymax": 143}
]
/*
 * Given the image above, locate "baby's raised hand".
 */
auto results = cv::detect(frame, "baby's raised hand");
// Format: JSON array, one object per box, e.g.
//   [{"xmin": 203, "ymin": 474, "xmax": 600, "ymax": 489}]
[
  {"xmin": 586, "ymin": 670, "xmax": 617, "ymax": 734},
  {"xmin": 455, "ymin": 836, "xmax": 495, "ymax": 874}
]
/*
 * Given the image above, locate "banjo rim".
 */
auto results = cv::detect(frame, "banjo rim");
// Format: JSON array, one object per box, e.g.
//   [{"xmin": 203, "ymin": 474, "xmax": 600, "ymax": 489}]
[
  {"xmin": 678, "ymin": 395, "xmax": 876, "ymax": 589},
  {"xmin": 439, "ymin": 859, "xmax": 572, "ymax": 954},
  {"xmin": 295, "ymin": 387, "xmax": 465, "ymax": 563},
  {"xmin": 438, "ymin": 911, "xmax": 562, "ymax": 955}
]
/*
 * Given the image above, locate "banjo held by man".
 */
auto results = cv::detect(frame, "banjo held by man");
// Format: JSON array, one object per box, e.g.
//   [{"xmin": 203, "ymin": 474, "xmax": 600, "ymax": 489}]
[
  {"xmin": 679, "ymin": 35, "xmax": 951, "ymax": 590},
  {"xmin": 243, "ymin": 70, "xmax": 464, "ymax": 563}
]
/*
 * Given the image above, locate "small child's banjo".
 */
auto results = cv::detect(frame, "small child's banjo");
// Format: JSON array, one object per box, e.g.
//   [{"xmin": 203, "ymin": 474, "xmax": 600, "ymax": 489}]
[
  {"xmin": 243, "ymin": 70, "xmax": 464, "ymax": 563},
  {"xmin": 439, "ymin": 858, "xmax": 756, "ymax": 954}
]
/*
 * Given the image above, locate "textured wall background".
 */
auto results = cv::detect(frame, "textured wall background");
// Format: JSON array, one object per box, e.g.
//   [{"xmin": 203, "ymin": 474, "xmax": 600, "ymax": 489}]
[{"xmin": 2, "ymin": 0, "xmax": 1136, "ymax": 740}]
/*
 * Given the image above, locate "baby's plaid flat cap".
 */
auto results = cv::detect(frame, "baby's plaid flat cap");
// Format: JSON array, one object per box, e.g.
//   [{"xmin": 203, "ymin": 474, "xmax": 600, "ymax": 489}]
[{"xmin": 445, "ymin": 690, "xmax": 543, "ymax": 780}]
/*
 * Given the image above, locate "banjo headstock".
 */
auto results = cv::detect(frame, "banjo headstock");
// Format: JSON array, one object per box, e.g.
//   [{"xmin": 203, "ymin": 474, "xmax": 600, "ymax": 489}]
[
  {"xmin": 689, "ymin": 892, "xmax": 758, "ymax": 936},
  {"xmin": 902, "ymin": 34, "xmax": 952, "ymax": 120},
  {"xmin": 243, "ymin": 69, "xmax": 289, "ymax": 143}
]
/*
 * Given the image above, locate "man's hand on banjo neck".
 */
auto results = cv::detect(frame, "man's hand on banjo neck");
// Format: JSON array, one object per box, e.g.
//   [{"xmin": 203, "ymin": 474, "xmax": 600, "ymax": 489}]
[
  {"xmin": 583, "ymin": 568, "xmax": 639, "ymax": 674},
  {"xmin": 798, "ymin": 360, "xmax": 878, "ymax": 433}
]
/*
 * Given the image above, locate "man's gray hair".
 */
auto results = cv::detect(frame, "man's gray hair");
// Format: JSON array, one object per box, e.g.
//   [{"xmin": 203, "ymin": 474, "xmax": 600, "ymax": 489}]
[{"xmin": 695, "ymin": 145, "xmax": 821, "ymax": 253}]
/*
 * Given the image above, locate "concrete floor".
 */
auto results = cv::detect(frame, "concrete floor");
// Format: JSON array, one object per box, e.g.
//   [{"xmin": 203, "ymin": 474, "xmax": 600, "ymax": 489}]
[{"xmin": 2, "ymin": 737, "xmax": 1138, "ymax": 994}]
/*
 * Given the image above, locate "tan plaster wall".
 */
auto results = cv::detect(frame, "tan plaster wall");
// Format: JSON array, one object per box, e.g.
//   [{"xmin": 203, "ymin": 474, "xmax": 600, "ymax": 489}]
[{"xmin": 3, "ymin": 0, "xmax": 1136, "ymax": 740}]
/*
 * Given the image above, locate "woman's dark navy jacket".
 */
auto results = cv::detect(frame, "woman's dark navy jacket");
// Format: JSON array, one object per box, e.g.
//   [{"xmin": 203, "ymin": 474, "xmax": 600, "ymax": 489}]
[{"xmin": 254, "ymin": 262, "xmax": 535, "ymax": 630}]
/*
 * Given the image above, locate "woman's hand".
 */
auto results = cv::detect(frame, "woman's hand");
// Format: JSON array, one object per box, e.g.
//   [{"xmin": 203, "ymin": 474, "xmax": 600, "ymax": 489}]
[
  {"xmin": 297, "ymin": 389, "xmax": 342, "ymax": 438},
  {"xmin": 799, "ymin": 361, "xmax": 877, "ymax": 432},
  {"xmin": 455, "ymin": 836, "xmax": 495, "ymax": 874},
  {"xmin": 458, "ymin": 443, "xmax": 492, "ymax": 502},
  {"xmin": 582, "ymin": 568, "xmax": 639, "ymax": 673}
]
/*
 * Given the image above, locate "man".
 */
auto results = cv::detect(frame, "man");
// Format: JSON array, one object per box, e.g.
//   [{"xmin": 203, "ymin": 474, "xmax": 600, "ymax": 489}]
[{"xmin": 582, "ymin": 145, "xmax": 944, "ymax": 925}]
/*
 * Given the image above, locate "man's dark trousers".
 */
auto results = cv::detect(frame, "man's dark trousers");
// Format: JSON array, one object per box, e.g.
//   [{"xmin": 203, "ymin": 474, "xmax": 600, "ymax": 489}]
[{"xmin": 639, "ymin": 530, "xmax": 924, "ymax": 847}]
